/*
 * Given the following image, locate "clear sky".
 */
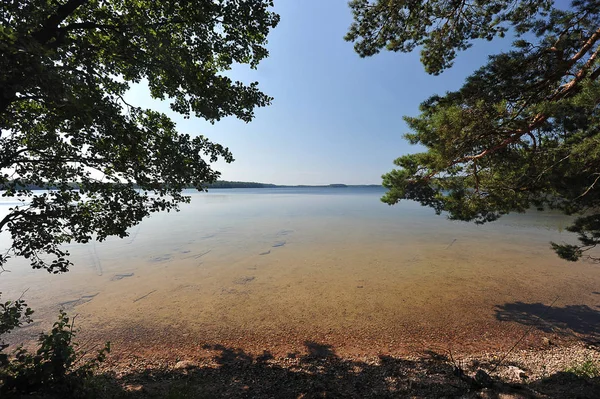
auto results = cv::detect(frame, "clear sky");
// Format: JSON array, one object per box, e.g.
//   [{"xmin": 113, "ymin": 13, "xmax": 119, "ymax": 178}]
[{"xmin": 126, "ymin": 0, "xmax": 515, "ymax": 185}]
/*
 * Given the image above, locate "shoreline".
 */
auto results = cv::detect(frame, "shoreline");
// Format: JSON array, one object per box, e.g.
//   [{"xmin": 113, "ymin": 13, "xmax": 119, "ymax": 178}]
[
  {"xmin": 80, "ymin": 319, "xmax": 587, "ymax": 361},
  {"xmin": 95, "ymin": 341, "xmax": 600, "ymax": 398},
  {"xmin": 6, "ymin": 318, "xmax": 599, "ymax": 397}
]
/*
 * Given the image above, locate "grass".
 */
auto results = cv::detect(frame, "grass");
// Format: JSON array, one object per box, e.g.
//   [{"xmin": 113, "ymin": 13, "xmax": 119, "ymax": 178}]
[{"xmin": 565, "ymin": 358, "xmax": 600, "ymax": 378}]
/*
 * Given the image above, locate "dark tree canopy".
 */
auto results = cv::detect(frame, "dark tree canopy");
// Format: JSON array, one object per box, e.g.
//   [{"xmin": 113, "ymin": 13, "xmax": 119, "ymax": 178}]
[
  {"xmin": 347, "ymin": 0, "xmax": 600, "ymax": 261},
  {"xmin": 0, "ymin": 0, "xmax": 279, "ymax": 272}
]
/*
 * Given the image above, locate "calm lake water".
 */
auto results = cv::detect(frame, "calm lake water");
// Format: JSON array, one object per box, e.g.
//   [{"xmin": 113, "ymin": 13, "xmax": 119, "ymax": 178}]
[{"xmin": 2, "ymin": 187, "xmax": 599, "ymax": 357}]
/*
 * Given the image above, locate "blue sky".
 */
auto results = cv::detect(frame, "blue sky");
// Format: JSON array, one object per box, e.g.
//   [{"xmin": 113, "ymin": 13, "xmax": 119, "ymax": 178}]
[{"xmin": 127, "ymin": 0, "xmax": 515, "ymax": 185}]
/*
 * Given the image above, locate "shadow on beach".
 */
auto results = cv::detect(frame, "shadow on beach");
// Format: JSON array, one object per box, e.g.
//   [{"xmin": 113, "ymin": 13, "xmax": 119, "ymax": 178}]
[
  {"xmin": 50, "ymin": 341, "xmax": 597, "ymax": 399},
  {"xmin": 495, "ymin": 301, "xmax": 600, "ymax": 343}
]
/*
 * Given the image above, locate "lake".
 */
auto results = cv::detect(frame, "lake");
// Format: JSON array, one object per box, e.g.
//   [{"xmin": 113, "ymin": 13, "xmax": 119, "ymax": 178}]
[{"xmin": 2, "ymin": 187, "xmax": 600, "ymax": 358}]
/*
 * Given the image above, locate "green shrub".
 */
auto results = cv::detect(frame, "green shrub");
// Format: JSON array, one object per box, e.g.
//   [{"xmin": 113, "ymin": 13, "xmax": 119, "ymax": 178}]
[
  {"xmin": 565, "ymin": 358, "xmax": 600, "ymax": 379},
  {"xmin": 0, "ymin": 306, "xmax": 110, "ymax": 397},
  {"xmin": 0, "ymin": 293, "xmax": 33, "ymax": 366}
]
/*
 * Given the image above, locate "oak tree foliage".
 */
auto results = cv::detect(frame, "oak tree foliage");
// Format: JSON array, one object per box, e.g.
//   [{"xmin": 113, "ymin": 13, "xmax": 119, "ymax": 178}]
[
  {"xmin": 347, "ymin": 0, "xmax": 600, "ymax": 261},
  {"xmin": 0, "ymin": 0, "xmax": 279, "ymax": 272}
]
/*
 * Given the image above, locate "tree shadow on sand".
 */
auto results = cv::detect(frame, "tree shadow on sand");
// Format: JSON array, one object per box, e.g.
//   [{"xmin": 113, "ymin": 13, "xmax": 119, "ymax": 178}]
[
  {"xmin": 495, "ymin": 301, "xmax": 600, "ymax": 343},
  {"xmin": 65, "ymin": 341, "xmax": 600, "ymax": 399},
  {"xmin": 171, "ymin": 341, "xmax": 462, "ymax": 398}
]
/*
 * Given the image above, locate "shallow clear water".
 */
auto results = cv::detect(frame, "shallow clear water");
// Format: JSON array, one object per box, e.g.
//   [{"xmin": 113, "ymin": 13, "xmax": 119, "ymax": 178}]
[{"xmin": 1, "ymin": 187, "xmax": 599, "ymax": 356}]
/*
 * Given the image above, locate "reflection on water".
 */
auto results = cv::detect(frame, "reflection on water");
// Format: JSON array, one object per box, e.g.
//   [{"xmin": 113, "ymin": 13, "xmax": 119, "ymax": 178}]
[{"xmin": 1, "ymin": 187, "xmax": 599, "ymax": 356}]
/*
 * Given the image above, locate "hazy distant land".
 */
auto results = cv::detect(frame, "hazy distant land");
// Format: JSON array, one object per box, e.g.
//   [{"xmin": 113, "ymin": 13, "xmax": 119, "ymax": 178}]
[
  {"xmin": 205, "ymin": 181, "xmax": 382, "ymax": 189},
  {"xmin": 3, "ymin": 181, "xmax": 383, "ymax": 190}
]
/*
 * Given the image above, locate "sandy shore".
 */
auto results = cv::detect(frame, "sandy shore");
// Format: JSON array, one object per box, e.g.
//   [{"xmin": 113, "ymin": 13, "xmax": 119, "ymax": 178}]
[{"xmin": 87, "ymin": 342, "xmax": 599, "ymax": 398}]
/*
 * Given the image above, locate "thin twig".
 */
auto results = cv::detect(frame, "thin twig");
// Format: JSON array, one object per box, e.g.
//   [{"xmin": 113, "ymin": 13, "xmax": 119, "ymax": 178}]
[
  {"xmin": 575, "ymin": 173, "xmax": 600, "ymax": 199},
  {"xmin": 17, "ymin": 288, "xmax": 30, "ymax": 301},
  {"xmin": 133, "ymin": 289, "xmax": 157, "ymax": 303},
  {"xmin": 491, "ymin": 296, "xmax": 560, "ymax": 372}
]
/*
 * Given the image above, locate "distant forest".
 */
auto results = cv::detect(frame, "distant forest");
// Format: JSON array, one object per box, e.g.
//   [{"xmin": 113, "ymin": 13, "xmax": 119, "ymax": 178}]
[
  {"xmin": 205, "ymin": 181, "xmax": 277, "ymax": 188},
  {"xmin": 1, "ymin": 181, "xmax": 382, "ymax": 190},
  {"xmin": 205, "ymin": 181, "xmax": 382, "ymax": 189}
]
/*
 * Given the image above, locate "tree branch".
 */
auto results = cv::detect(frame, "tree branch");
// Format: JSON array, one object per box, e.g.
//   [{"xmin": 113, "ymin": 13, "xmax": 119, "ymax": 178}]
[
  {"xmin": 58, "ymin": 18, "xmax": 187, "ymax": 33},
  {"xmin": 32, "ymin": 0, "xmax": 89, "ymax": 46},
  {"xmin": 421, "ymin": 36, "xmax": 600, "ymax": 181},
  {"xmin": 576, "ymin": 173, "xmax": 600, "ymax": 199}
]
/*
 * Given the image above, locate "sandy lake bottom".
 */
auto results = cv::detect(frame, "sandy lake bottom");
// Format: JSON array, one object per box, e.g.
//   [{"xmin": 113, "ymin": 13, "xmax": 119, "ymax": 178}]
[{"xmin": 2, "ymin": 188, "xmax": 600, "ymax": 359}]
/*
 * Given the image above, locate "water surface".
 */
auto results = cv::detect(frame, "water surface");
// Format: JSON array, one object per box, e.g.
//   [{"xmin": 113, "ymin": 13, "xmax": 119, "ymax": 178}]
[{"xmin": 2, "ymin": 187, "xmax": 599, "ymax": 357}]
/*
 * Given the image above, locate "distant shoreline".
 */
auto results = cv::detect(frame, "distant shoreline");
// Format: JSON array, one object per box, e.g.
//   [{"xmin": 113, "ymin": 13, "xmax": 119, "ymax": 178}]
[
  {"xmin": 2, "ymin": 181, "xmax": 383, "ymax": 190},
  {"xmin": 205, "ymin": 182, "xmax": 383, "ymax": 189}
]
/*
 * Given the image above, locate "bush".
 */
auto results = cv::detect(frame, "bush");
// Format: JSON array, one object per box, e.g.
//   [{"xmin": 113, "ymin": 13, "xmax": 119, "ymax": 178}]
[
  {"xmin": 565, "ymin": 358, "xmax": 600, "ymax": 379},
  {"xmin": 0, "ymin": 298, "xmax": 110, "ymax": 397},
  {"xmin": 0, "ymin": 293, "xmax": 33, "ymax": 364}
]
